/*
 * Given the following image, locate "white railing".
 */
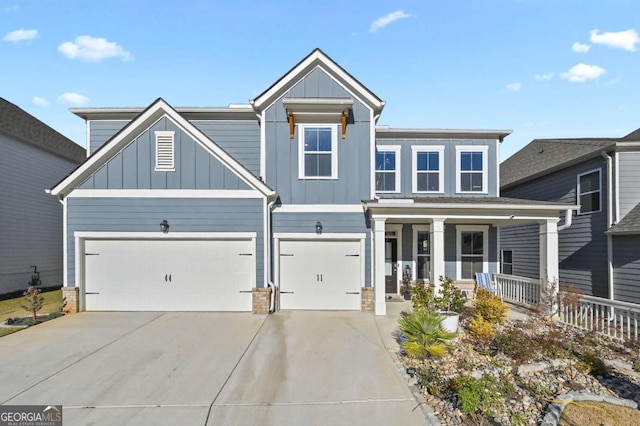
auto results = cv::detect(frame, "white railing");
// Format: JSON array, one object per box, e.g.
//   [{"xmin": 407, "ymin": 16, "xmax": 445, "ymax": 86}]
[
  {"xmin": 559, "ymin": 295, "xmax": 640, "ymax": 342},
  {"xmin": 494, "ymin": 274, "xmax": 540, "ymax": 308}
]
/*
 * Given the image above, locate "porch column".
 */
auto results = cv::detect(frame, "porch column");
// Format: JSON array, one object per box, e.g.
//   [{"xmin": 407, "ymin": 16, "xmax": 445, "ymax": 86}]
[
  {"xmin": 431, "ymin": 218, "xmax": 445, "ymax": 293},
  {"xmin": 373, "ymin": 217, "xmax": 387, "ymax": 315},
  {"xmin": 540, "ymin": 219, "xmax": 559, "ymax": 314}
]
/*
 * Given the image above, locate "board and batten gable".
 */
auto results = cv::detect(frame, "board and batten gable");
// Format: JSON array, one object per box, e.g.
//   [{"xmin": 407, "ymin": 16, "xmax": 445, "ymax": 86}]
[
  {"xmin": 79, "ymin": 117, "xmax": 251, "ymax": 190},
  {"xmin": 264, "ymin": 67, "xmax": 371, "ymax": 205},
  {"xmin": 0, "ymin": 134, "xmax": 81, "ymax": 294},
  {"xmin": 617, "ymin": 151, "xmax": 640, "ymax": 220},
  {"xmin": 501, "ymin": 156, "xmax": 608, "ymax": 296},
  {"xmin": 375, "ymin": 139, "xmax": 500, "ymax": 198}
]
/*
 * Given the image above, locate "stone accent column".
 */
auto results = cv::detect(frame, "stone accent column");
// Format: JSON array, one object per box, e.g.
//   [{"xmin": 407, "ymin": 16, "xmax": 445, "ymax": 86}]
[
  {"xmin": 431, "ymin": 219, "xmax": 445, "ymax": 293},
  {"xmin": 252, "ymin": 287, "xmax": 272, "ymax": 314},
  {"xmin": 361, "ymin": 287, "xmax": 374, "ymax": 312},
  {"xmin": 62, "ymin": 287, "xmax": 79, "ymax": 314},
  {"xmin": 373, "ymin": 217, "xmax": 387, "ymax": 315}
]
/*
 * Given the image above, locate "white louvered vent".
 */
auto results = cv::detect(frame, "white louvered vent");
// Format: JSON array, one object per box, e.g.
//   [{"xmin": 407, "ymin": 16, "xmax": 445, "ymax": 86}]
[{"xmin": 155, "ymin": 131, "xmax": 175, "ymax": 171}]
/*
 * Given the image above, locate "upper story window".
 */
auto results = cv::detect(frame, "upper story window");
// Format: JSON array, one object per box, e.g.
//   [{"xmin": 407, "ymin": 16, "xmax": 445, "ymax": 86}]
[
  {"xmin": 375, "ymin": 146, "xmax": 401, "ymax": 193},
  {"xmin": 412, "ymin": 146, "xmax": 444, "ymax": 193},
  {"xmin": 155, "ymin": 131, "xmax": 175, "ymax": 171},
  {"xmin": 456, "ymin": 146, "xmax": 488, "ymax": 193},
  {"xmin": 298, "ymin": 125, "xmax": 338, "ymax": 179},
  {"xmin": 577, "ymin": 169, "xmax": 601, "ymax": 214}
]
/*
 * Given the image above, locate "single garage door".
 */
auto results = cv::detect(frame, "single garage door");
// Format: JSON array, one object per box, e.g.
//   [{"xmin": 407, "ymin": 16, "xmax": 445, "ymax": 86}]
[
  {"xmin": 83, "ymin": 239, "xmax": 254, "ymax": 311},
  {"xmin": 279, "ymin": 239, "xmax": 361, "ymax": 310}
]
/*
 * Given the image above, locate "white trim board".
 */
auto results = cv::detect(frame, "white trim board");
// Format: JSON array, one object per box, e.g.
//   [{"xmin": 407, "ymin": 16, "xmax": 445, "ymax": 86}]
[
  {"xmin": 273, "ymin": 204, "xmax": 364, "ymax": 213},
  {"xmin": 67, "ymin": 189, "xmax": 264, "ymax": 199},
  {"xmin": 375, "ymin": 145, "xmax": 401, "ymax": 194},
  {"xmin": 74, "ymin": 231, "xmax": 257, "ymax": 240},
  {"xmin": 455, "ymin": 225, "xmax": 489, "ymax": 280},
  {"xmin": 273, "ymin": 232, "xmax": 366, "ymax": 240},
  {"xmin": 455, "ymin": 145, "xmax": 489, "ymax": 194},
  {"xmin": 412, "ymin": 145, "xmax": 445, "ymax": 194}
]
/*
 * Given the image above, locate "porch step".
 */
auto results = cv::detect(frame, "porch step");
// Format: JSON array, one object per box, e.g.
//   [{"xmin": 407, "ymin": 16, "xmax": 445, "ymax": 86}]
[{"xmin": 453, "ymin": 281, "xmax": 476, "ymax": 300}]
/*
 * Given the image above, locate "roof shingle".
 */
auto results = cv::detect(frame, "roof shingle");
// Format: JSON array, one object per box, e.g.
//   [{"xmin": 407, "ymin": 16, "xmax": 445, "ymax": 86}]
[{"xmin": 608, "ymin": 203, "xmax": 640, "ymax": 235}]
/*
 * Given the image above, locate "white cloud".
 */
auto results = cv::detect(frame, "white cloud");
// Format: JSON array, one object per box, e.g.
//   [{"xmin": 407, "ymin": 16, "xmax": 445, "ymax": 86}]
[
  {"xmin": 370, "ymin": 10, "xmax": 412, "ymax": 33},
  {"xmin": 57, "ymin": 92, "xmax": 90, "ymax": 105},
  {"xmin": 506, "ymin": 83, "xmax": 522, "ymax": 91},
  {"xmin": 561, "ymin": 63, "xmax": 606, "ymax": 83},
  {"xmin": 58, "ymin": 35, "xmax": 133, "ymax": 62},
  {"xmin": 534, "ymin": 72, "xmax": 554, "ymax": 81},
  {"xmin": 572, "ymin": 42, "xmax": 591, "ymax": 53},
  {"xmin": 590, "ymin": 29, "xmax": 639, "ymax": 51},
  {"xmin": 2, "ymin": 29, "xmax": 38, "ymax": 42},
  {"xmin": 32, "ymin": 96, "xmax": 49, "ymax": 107}
]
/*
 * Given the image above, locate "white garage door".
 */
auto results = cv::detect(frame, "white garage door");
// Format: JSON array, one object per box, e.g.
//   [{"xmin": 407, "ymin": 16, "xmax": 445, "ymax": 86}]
[
  {"xmin": 279, "ymin": 239, "xmax": 362, "ymax": 310},
  {"xmin": 83, "ymin": 239, "xmax": 254, "ymax": 311}
]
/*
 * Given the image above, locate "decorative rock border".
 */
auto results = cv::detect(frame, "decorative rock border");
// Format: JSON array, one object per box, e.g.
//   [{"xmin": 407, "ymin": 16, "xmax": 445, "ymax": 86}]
[{"xmin": 541, "ymin": 392, "xmax": 638, "ymax": 426}]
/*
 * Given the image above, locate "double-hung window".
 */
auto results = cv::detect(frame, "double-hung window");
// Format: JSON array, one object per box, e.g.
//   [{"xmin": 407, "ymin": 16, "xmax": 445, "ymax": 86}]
[
  {"xmin": 412, "ymin": 146, "xmax": 444, "ymax": 193},
  {"xmin": 456, "ymin": 146, "xmax": 488, "ymax": 193},
  {"xmin": 298, "ymin": 125, "xmax": 338, "ymax": 179},
  {"xmin": 457, "ymin": 226, "xmax": 488, "ymax": 280},
  {"xmin": 577, "ymin": 170, "xmax": 601, "ymax": 214},
  {"xmin": 501, "ymin": 250, "xmax": 513, "ymax": 275},
  {"xmin": 375, "ymin": 146, "xmax": 401, "ymax": 193}
]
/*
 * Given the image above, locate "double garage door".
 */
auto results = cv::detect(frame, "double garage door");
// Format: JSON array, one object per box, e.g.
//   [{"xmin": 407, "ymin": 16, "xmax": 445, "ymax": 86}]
[{"xmin": 83, "ymin": 238, "xmax": 254, "ymax": 311}]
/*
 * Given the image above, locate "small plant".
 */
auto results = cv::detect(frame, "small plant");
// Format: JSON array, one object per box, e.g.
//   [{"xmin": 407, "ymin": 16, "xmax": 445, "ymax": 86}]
[
  {"xmin": 507, "ymin": 409, "xmax": 527, "ymax": 426},
  {"xmin": 398, "ymin": 310, "xmax": 456, "ymax": 359},
  {"xmin": 409, "ymin": 280, "xmax": 436, "ymax": 313},
  {"xmin": 495, "ymin": 326, "xmax": 541, "ymax": 363},
  {"xmin": 633, "ymin": 359, "xmax": 640, "ymax": 373},
  {"xmin": 468, "ymin": 313, "xmax": 496, "ymax": 341},
  {"xmin": 417, "ymin": 365, "xmax": 451, "ymax": 397},
  {"xmin": 474, "ymin": 289, "xmax": 507, "ymax": 324},
  {"xmin": 577, "ymin": 351, "xmax": 610, "ymax": 377},
  {"xmin": 436, "ymin": 276, "xmax": 467, "ymax": 313},
  {"xmin": 21, "ymin": 285, "xmax": 44, "ymax": 324},
  {"xmin": 456, "ymin": 374, "xmax": 508, "ymax": 418}
]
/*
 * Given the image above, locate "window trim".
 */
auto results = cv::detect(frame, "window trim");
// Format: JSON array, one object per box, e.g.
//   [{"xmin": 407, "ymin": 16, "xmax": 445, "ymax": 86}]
[
  {"xmin": 412, "ymin": 145, "xmax": 445, "ymax": 194},
  {"xmin": 155, "ymin": 131, "xmax": 176, "ymax": 172},
  {"xmin": 576, "ymin": 169, "xmax": 602, "ymax": 215},
  {"xmin": 455, "ymin": 145, "xmax": 489, "ymax": 194},
  {"xmin": 456, "ymin": 225, "xmax": 489, "ymax": 280},
  {"xmin": 297, "ymin": 124, "xmax": 338, "ymax": 180},
  {"xmin": 500, "ymin": 249, "xmax": 513, "ymax": 275},
  {"xmin": 412, "ymin": 225, "xmax": 431, "ymax": 282},
  {"xmin": 375, "ymin": 145, "xmax": 401, "ymax": 193}
]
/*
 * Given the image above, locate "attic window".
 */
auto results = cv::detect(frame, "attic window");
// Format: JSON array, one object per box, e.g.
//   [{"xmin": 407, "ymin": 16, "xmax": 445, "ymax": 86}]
[{"xmin": 155, "ymin": 131, "xmax": 175, "ymax": 171}]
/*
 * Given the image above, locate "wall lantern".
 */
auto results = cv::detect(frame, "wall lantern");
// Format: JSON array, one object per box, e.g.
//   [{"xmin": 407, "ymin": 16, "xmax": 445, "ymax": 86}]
[
  {"xmin": 315, "ymin": 221, "xmax": 323, "ymax": 235},
  {"xmin": 160, "ymin": 219, "xmax": 170, "ymax": 234}
]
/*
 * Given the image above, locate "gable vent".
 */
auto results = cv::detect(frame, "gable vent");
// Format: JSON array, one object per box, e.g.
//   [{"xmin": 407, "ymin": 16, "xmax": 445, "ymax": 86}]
[{"xmin": 155, "ymin": 131, "xmax": 175, "ymax": 171}]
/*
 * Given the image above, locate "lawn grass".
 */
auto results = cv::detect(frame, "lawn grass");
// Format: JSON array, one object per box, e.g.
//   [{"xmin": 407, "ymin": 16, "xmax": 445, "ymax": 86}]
[
  {"xmin": 0, "ymin": 289, "xmax": 63, "ymax": 323},
  {"xmin": 0, "ymin": 328, "xmax": 22, "ymax": 338}
]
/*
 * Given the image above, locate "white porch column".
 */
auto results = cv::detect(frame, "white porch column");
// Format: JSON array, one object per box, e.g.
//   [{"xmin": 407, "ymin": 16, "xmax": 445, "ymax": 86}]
[
  {"xmin": 540, "ymin": 219, "xmax": 559, "ymax": 314},
  {"xmin": 373, "ymin": 217, "xmax": 387, "ymax": 315},
  {"xmin": 431, "ymin": 219, "xmax": 445, "ymax": 293}
]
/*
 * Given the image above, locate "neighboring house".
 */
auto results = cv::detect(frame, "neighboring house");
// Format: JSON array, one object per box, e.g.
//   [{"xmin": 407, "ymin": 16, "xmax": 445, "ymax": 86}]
[
  {"xmin": 51, "ymin": 49, "xmax": 573, "ymax": 315},
  {"xmin": 0, "ymin": 98, "xmax": 85, "ymax": 295},
  {"xmin": 500, "ymin": 129, "xmax": 640, "ymax": 304}
]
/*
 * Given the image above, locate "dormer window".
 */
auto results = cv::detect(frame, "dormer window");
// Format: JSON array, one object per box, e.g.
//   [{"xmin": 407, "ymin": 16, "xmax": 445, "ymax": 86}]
[
  {"xmin": 155, "ymin": 131, "xmax": 175, "ymax": 171},
  {"xmin": 298, "ymin": 124, "xmax": 338, "ymax": 179}
]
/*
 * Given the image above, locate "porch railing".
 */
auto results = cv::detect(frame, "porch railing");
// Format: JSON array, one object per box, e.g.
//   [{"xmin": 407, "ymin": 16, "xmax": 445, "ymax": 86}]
[
  {"xmin": 559, "ymin": 295, "xmax": 640, "ymax": 342},
  {"xmin": 494, "ymin": 274, "xmax": 540, "ymax": 308}
]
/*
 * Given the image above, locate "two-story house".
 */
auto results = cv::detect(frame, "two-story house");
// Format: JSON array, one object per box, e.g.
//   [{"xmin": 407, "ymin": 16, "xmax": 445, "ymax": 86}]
[
  {"xmin": 50, "ymin": 49, "xmax": 574, "ymax": 315},
  {"xmin": 501, "ymin": 129, "xmax": 640, "ymax": 304}
]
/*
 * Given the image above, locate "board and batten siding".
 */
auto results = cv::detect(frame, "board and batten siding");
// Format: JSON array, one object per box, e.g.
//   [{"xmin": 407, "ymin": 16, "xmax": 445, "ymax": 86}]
[
  {"xmin": 618, "ymin": 151, "xmax": 640, "ymax": 220},
  {"xmin": 501, "ymin": 157, "xmax": 608, "ymax": 296},
  {"xmin": 0, "ymin": 134, "xmax": 81, "ymax": 294},
  {"xmin": 375, "ymin": 139, "xmax": 500, "ymax": 198},
  {"xmin": 264, "ymin": 67, "xmax": 371, "ymax": 205},
  {"xmin": 66, "ymin": 198, "xmax": 265, "ymax": 288},
  {"xmin": 272, "ymin": 212, "xmax": 371, "ymax": 286},
  {"xmin": 80, "ymin": 117, "xmax": 250, "ymax": 191},
  {"xmin": 612, "ymin": 235, "xmax": 640, "ymax": 304}
]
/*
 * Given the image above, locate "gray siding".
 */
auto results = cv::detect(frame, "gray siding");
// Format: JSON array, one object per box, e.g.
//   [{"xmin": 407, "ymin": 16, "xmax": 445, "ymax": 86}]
[
  {"xmin": 501, "ymin": 157, "xmax": 608, "ymax": 296},
  {"xmin": 500, "ymin": 224, "xmax": 540, "ymax": 279},
  {"xmin": 66, "ymin": 198, "xmax": 265, "ymax": 287},
  {"xmin": 618, "ymin": 151, "xmax": 640, "ymax": 220},
  {"xmin": 192, "ymin": 120, "xmax": 260, "ymax": 177},
  {"xmin": 376, "ymin": 139, "xmax": 500, "ymax": 198},
  {"xmin": 89, "ymin": 120, "xmax": 128, "ymax": 154},
  {"xmin": 80, "ymin": 117, "xmax": 250, "ymax": 190},
  {"xmin": 265, "ymin": 67, "xmax": 371, "ymax": 204},
  {"xmin": 613, "ymin": 235, "xmax": 640, "ymax": 304},
  {"xmin": 0, "ymin": 134, "xmax": 81, "ymax": 294},
  {"xmin": 272, "ymin": 212, "xmax": 371, "ymax": 286}
]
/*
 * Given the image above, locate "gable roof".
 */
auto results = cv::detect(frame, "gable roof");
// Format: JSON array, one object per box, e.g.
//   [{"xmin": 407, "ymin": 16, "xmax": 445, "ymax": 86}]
[
  {"xmin": 50, "ymin": 98, "xmax": 275, "ymax": 198},
  {"xmin": 0, "ymin": 97, "xmax": 85, "ymax": 163},
  {"xmin": 251, "ymin": 48, "xmax": 385, "ymax": 114},
  {"xmin": 608, "ymin": 202, "xmax": 640, "ymax": 235}
]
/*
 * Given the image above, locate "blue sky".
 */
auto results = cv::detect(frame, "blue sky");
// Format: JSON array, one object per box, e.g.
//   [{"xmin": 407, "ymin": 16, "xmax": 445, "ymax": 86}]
[{"xmin": 2, "ymin": 0, "xmax": 639, "ymax": 160}]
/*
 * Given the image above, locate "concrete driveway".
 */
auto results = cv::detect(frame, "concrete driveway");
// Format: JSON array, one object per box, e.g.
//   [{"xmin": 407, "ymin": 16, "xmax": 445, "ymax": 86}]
[{"xmin": 0, "ymin": 310, "xmax": 428, "ymax": 425}]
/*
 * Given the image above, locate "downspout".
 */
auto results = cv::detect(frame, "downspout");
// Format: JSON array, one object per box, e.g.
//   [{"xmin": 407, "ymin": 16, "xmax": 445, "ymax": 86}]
[
  {"xmin": 557, "ymin": 208, "xmax": 573, "ymax": 232},
  {"xmin": 266, "ymin": 198, "xmax": 277, "ymax": 313},
  {"xmin": 601, "ymin": 151, "xmax": 614, "ymax": 301}
]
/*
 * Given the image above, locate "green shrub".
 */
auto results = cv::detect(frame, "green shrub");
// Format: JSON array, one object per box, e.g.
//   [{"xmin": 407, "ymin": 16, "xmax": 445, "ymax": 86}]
[
  {"xmin": 494, "ymin": 327, "xmax": 541, "ymax": 363},
  {"xmin": 398, "ymin": 310, "xmax": 456, "ymax": 359},
  {"xmin": 474, "ymin": 289, "xmax": 507, "ymax": 324},
  {"xmin": 577, "ymin": 351, "xmax": 610, "ymax": 377},
  {"xmin": 468, "ymin": 313, "xmax": 495, "ymax": 341},
  {"xmin": 456, "ymin": 374, "xmax": 510, "ymax": 417},
  {"xmin": 410, "ymin": 276, "xmax": 467, "ymax": 314}
]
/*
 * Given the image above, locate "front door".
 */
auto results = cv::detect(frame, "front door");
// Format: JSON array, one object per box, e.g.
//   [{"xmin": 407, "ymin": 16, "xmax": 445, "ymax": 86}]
[{"xmin": 385, "ymin": 238, "xmax": 398, "ymax": 293}]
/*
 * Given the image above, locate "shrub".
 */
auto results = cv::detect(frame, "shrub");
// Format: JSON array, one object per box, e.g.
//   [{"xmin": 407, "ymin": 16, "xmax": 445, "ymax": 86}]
[
  {"xmin": 21, "ymin": 285, "xmax": 44, "ymax": 323},
  {"xmin": 577, "ymin": 351, "xmax": 610, "ymax": 377},
  {"xmin": 410, "ymin": 276, "xmax": 467, "ymax": 314},
  {"xmin": 474, "ymin": 289, "xmax": 507, "ymax": 324},
  {"xmin": 456, "ymin": 374, "xmax": 511, "ymax": 418},
  {"xmin": 494, "ymin": 326, "xmax": 541, "ymax": 363},
  {"xmin": 398, "ymin": 310, "xmax": 456, "ymax": 359},
  {"xmin": 468, "ymin": 314, "xmax": 495, "ymax": 341}
]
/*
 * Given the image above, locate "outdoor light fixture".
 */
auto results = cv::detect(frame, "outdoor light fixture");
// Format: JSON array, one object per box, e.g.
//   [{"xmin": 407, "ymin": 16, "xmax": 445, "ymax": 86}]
[
  {"xmin": 315, "ymin": 221, "xmax": 323, "ymax": 235},
  {"xmin": 406, "ymin": 367, "xmax": 416, "ymax": 377},
  {"xmin": 160, "ymin": 219, "xmax": 170, "ymax": 234}
]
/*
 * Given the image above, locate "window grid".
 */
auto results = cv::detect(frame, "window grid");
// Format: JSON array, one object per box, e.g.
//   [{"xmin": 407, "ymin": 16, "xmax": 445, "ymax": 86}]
[
  {"xmin": 375, "ymin": 148, "xmax": 399, "ymax": 192},
  {"xmin": 577, "ymin": 170, "xmax": 601, "ymax": 214}
]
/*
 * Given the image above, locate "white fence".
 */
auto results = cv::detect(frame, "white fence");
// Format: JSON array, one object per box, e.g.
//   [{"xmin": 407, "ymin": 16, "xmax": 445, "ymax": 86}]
[
  {"xmin": 494, "ymin": 274, "xmax": 540, "ymax": 308},
  {"xmin": 559, "ymin": 295, "xmax": 640, "ymax": 342}
]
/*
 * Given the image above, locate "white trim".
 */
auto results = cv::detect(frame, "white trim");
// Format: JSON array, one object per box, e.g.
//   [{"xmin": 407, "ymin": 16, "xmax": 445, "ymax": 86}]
[
  {"xmin": 496, "ymin": 227, "xmax": 501, "ymax": 273},
  {"xmin": 260, "ymin": 111, "xmax": 266, "ymax": 181},
  {"xmin": 374, "ymin": 145, "xmax": 401, "ymax": 193},
  {"xmin": 496, "ymin": 140, "xmax": 500, "ymax": 195},
  {"xmin": 455, "ymin": 145, "xmax": 489, "ymax": 194},
  {"xmin": 86, "ymin": 120, "xmax": 91, "ymax": 157},
  {"xmin": 412, "ymin": 224, "xmax": 431, "ymax": 282},
  {"xmin": 273, "ymin": 204, "xmax": 364, "ymax": 213},
  {"xmin": 412, "ymin": 145, "xmax": 445, "ymax": 194},
  {"xmin": 385, "ymin": 224, "xmax": 402, "ymax": 293},
  {"xmin": 263, "ymin": 199, "xmax": 268, "ymax": 289},
  {"xmin": 455, "ymin": 225, "xmax": 489, "ymax": 280},
  {"xmin": 74, "ymin": 231, "xmax": 257, "ymax": 239},
  {"xmin": 273, "ymin": 232, "xmax": 366, "ymax": 240},
  {"xmin": 62, "ymin": 199, "xmax": 68, "ymax": 287},
  {"xmin": 370, "ymin": 108, "xmax": 376, "ymax": 200},
  {"xmin": 66, "ymin": 189, "xmax": 264, "ymax": 199},
  {"xmin": 366, "ymin": 201, "xmax": 576, "ymax": 211},
  {"xmin": 577, "ymin": 168, "xmax": 602, "ymax": 215},
  {"xmin": 75, "ymin": 235, "xmax": 84, "ymax": 311},
  {"xmin": 614, "ymin": 151, "xmax": 620, "ymax": 223},
  {"xmin": 297, "ymin": 124, "xmax": 339, "ymax": 180},
  {"xmin": 154, "ymin": 131, "xmax": 175, "ymax": 171}
]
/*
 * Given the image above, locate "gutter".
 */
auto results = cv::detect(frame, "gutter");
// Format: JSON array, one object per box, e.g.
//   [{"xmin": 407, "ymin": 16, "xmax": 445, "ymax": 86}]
[{"xmin": 601, "ymin": 151, "xmax": 615, "ymax": 301}]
